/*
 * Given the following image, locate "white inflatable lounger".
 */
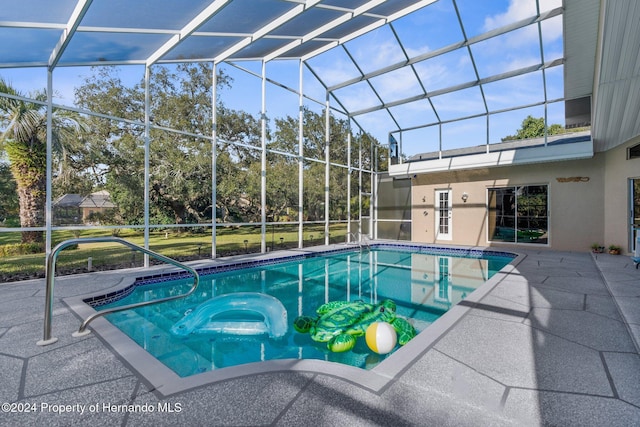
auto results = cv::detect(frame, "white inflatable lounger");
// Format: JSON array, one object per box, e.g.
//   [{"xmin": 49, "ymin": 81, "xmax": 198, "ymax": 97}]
[{"xmin": 170, "ymin": 292, "xmax": 288, "ymax": 338}]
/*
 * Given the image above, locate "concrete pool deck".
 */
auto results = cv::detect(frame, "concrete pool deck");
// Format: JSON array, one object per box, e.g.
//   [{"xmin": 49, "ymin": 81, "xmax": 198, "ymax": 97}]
[{"xmin": 1, "ymin": 248, "xmax": 639, "ymax": 426}]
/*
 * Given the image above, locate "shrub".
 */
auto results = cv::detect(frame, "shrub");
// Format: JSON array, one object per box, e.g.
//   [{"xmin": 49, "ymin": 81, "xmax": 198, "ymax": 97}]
[{"xmin": 0, "ymin": 242, "xmax": 43, "ymax": 257}]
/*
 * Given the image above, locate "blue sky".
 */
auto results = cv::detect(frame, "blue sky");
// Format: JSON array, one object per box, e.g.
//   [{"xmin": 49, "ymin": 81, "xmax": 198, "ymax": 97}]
[{"xmin": 1, "ymin": 0, "xmax": 564, "ymax": 158}]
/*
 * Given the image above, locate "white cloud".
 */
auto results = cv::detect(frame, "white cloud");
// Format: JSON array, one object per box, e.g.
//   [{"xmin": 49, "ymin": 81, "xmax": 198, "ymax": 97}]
[
  {"xmin": 307, "ymin": 47, "xmax": 362, "ymax": 87},
  {"xmin": 483, "ymin": 72, "xmax": 545, "ymax": 110},
  {"xmin": 354, "ymin": 109, "xmax": 398, "ymax": 143},
  {"xmin": 484, "ymin": 0, "xmax": 561, "ymax": 29},
  {"xmin": 312, "ymin": 62, "xmax": 359, "ymax": 87},
  {"xmin": 333, "ymin": 82, "xmax": 380, "ymax": 112},
  {"xmin": 430, "ymin": 86, "xmax": 486, "ymax": 120},
  {"xmin": 355, "ymin": 41, "xmax": 407, "ymax": 72},
  {"xmin": 502, "ymin": 53, "xmax": 543, "ymax": 71},
  {"xmin": 413, "ymin": 49, "xmax": 475, "ymax": 93},
  {"xmin": 404, "ymin": 44, "xmax": 431, "ymax": 59},
  {"xmin": 370, "ymin": 67, "xmax": 423, "ymax": 103},
  {"xmin": 483, "ymin": 0, "xmax": 562, "ymax": 45}
]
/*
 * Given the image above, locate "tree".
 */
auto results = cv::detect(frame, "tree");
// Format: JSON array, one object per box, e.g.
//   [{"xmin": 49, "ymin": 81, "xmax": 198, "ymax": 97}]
[
  {"xmin": 73, "ymin": 67, "xmax": 148, "ymax": 225},
  {"xmin": 502, "ymin": 115, "xmax": 564, "ymax": 141},
  {"xmin": 146, "ymin": 64, "xmax": 263, "ymax": 225},
  {"xmin": 0, "ymin": 161, "xmax": 18, "ymax": 224},
  {"xmin": 70, "ymin": 67, "xmax": 384, "ymax": 227},
  {"xmin": 73, "ymin": 65, "xmax": 264, "ymax": 226},
  {"xmin": 0, "ymin": 79, "xmax": 85, "ymax": 243},
  {"xmin": 271, "ymin": 108, "xmax": 386, "ymax": 221}
]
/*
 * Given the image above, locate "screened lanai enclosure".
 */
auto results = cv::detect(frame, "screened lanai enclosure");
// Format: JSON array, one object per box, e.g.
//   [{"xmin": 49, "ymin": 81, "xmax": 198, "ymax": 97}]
[{"xmin": 0, "ymin": 0, "xmax": 570, "ymax": 275}]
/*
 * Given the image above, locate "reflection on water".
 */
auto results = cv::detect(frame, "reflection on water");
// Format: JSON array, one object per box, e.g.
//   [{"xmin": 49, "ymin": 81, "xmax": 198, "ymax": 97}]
[{"xmin": 409, "ymin": 253, "xmax": 493, "ymax": 312}]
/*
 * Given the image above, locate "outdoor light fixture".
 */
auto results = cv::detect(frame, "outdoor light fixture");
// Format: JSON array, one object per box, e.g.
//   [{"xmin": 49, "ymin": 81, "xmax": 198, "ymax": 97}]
[{"xmin": 461, "ymin": 192, "xmax": 469, "ymax": 202}]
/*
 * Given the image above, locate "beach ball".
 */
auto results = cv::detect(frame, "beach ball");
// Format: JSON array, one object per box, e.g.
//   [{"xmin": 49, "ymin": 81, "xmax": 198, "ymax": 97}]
[{"xmin": 365, "ymin": 322, "xmax": 397, "ymax": 354}]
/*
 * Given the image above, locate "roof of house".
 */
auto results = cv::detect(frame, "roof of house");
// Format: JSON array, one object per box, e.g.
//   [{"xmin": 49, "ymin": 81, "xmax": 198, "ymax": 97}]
[
  {"xmin": 53, "ymin": 194, "xmax": 84, "ymax": 207},
  {"xmin": 53, "ymin": 191, "xmax": 116, "ymax": 209},
  {"xmin": 79, "ymin": 191, "xmax": 117, "ymax": 209}
]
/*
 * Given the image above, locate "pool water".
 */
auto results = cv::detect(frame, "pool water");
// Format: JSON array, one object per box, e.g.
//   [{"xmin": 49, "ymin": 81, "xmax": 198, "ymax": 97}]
[{"xmin": 98, "ymin": 248, "xmax": 513, "ymax": 377}]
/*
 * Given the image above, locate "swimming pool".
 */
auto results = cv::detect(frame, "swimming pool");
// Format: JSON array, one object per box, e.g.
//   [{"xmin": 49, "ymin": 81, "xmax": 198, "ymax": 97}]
[{"xmin": 81, "ymin": 244, "xmax": 515, "ymax": 381}]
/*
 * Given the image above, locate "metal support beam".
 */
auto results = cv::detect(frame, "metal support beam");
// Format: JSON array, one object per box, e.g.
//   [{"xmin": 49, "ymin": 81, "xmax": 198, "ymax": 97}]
[
  {"xmin": 301, "ymin": 0, "xmax": 439, "ymax": 62},
  {"xmin": 358, "ymin": 134, "xmax": 363, "ymax": 238},
  {"xmin": 49, "ymin": 0, "xmax": 93, "ymax": 69},
  {"xmin": 45, "ymin": 70, "xmax": 53, "ymax": 256},
  {"xmin": 212, "ymin": 62, "xmax": 218, "ymax": 258},
  {"xmin": 371, "ymin": 138, "xmax": 376, "ymax": 239},
  {"xmin": 298, "ymin": 60, "xmax": 305, "ymax": 249},
  {"xmin": 325, "ymin": 6, "xmax": 563, "ymax": 91},
  {"xmin": 261, "ymin": 61, "xmax": 267, "ymax": 253},
  {"xmin": 348, "ymin": 59, "xmax": 564, "ymax": 117},
  {"xmin": 147, "ymin": 0, "xmax": 230, "ymax": 66},
  {"xmin": 215, "ymin": 0, "xmax": 323, "ymax": 63},
  {"xmin": 324, "ymin": 92, "xmax": 330, "ymax": 246},
  {"xmin": 452, "ymin": 0, "xmax": 489, "ymax": 146},
  {"xmin": 264, "ymin": 0, "xmax": 386, "ymax": 62},
  {"xmin": 346, "ymin": 126, "xmax": 352, "ymax": 241},
  {"xmin": 143, "ymin": 66, "xmax": 151, "ymax": 266}
]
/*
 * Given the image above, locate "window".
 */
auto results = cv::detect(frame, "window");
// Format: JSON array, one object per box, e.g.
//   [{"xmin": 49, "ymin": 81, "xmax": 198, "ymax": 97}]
[
  {"xmin": 628, "ymin": 143, "xmax": 640, "ymax": 160},
  {"xmin": 488, "ymin": 185, "xmax": 548, "ymax": 244}
]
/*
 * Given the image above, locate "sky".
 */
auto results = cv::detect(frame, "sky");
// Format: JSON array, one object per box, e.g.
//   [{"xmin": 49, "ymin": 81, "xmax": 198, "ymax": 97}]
[{"xmin": 0, "ymin": 0, "xmax": 565, "ymax": 160}]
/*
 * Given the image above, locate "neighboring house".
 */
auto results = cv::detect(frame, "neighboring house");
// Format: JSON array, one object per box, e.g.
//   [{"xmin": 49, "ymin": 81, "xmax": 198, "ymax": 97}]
[
  {"xmin": 78, "ymin": 190, "xmax": 116, "ymax": 223},
  {"xmin": 52, "ymin": 194, "xmax": 84, "ymax": 225},
  {"xmin": 53, "ymin": 191, "xmax": 116, "ymax": 225}
]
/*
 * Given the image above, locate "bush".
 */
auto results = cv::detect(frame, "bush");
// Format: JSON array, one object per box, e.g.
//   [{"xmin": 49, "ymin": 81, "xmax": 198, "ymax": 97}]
[
  {"xmin": 1, "ymin": 217, "xmax": 20, "ymax": 227},
  {"xmin": 0, "ymin": 243, "xmax": 43, "ymax": 257}
]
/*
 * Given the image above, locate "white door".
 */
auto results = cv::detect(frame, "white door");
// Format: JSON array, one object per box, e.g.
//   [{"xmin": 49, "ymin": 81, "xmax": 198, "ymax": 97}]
[{"xmin": 435, "ymin": 189, "xmax": 452, "ymax": 240}]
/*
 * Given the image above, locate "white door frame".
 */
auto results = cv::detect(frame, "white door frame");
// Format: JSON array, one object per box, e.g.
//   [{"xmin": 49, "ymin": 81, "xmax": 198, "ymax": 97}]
[
  {"xmin": 630, "ymin": 178, "xmax": 640, "ymax": 252},
  {"xmin": 435, "ymin": 189, "xmax": 452, "ymax": 241}
]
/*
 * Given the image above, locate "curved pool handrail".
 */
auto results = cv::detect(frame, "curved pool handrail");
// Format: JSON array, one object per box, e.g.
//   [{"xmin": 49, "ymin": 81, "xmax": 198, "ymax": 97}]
[
  {"xmin": 345, "ymin": 232, "xmax": 371, "ymax": 253},
  {"xmin": 37, "ymin": 237, "xmax": 200, "ymax": 346}
]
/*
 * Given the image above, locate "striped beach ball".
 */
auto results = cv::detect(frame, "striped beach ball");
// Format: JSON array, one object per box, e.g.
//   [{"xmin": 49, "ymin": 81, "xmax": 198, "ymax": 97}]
[{"xmin": 365, "ymin": 321, "xmax": 397, "ymax": 354}]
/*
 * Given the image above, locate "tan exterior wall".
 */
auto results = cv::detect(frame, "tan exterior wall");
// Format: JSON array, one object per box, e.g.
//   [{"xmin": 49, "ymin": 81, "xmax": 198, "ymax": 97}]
[
  {"xmin": 603, "ymin": 136, "xmax": 640, "ymax": 253},
  {"xmin": 411, "ymin": 155, "xmax": 607, "ymax": 252}
]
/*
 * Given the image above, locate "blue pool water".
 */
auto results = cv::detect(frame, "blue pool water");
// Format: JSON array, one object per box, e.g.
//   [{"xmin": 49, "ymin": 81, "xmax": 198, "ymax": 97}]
[{"xmin": 94, "ymin": 247, "xmax": 513, "ymax": 377}]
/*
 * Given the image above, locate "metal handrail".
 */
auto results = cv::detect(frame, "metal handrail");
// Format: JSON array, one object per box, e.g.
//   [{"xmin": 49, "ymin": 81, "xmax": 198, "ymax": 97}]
[
  {"xmin": 345, "ymin": 232, "xmax": 371, "ymax": 253},
  {"xmin": 37, "ymin": 237, "xmax": 200, "ymax": 346},
  {"xmin": 346, "ymin": 231, "xmax": 360, "ymax": 244}
]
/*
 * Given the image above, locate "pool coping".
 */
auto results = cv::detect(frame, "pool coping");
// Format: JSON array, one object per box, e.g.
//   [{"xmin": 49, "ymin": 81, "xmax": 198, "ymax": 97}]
[{"xmin": 63, "ymin": 242, "xmax": 524, "ymax": 397}]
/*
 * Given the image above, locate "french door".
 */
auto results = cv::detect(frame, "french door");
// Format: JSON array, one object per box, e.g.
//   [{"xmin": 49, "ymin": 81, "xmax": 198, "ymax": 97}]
[{"xmin": 435, "ymin": 189, "xmax": 452, "ymax": 240}]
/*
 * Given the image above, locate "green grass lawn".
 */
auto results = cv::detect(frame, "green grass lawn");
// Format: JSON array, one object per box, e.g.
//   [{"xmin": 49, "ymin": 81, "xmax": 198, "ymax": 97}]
[{"xmin": 0, "ymin": 224, "xmax": 348, "ymax": 281}]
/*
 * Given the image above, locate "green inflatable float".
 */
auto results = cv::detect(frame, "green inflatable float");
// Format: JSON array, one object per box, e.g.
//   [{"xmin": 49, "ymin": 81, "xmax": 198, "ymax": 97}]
[{"xmin": 293, "ymin": 299, "xmax": 416, "ymax": 353}]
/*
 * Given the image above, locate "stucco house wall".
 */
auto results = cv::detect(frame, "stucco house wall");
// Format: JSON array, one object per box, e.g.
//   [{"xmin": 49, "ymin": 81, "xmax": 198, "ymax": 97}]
[
  {"xmin": 410, "ymin": 153, "xmax": 607, "ymax": 252},
  {"xmin": 603, "ymin": 136, "xmax": 640, "ymax": 252}
]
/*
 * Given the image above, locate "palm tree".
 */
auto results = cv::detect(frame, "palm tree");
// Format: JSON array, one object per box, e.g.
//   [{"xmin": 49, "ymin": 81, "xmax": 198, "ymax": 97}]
[{"xmin": 0, "ymin": 78, "xmax": 84, "ymax": 244}]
